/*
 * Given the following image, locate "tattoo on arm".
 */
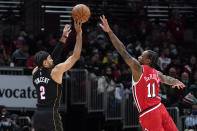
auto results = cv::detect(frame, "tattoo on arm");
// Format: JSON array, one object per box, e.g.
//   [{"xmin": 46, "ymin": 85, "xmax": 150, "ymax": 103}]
[
  {"xmin": 158, "ymin": 71, "xmax": 179, "ymax": 85},
  {"xmin": 107, "ymin": 31, "xmax": 141, "ymax": 70}
]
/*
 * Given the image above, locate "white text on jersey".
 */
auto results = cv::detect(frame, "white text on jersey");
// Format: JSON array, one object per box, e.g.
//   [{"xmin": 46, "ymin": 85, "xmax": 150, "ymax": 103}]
[
  {"xmin": 144, "ymin": 74, "xmax": 160, "ymax": 83},
  {"xmin": 34, "ymin": 77, "xmax": 50, "ymax": 85}
]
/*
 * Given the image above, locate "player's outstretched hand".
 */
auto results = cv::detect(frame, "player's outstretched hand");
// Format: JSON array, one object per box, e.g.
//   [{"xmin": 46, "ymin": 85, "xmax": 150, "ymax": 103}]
[
  {"xmin": 99, "ymin": 15, "xmax": 111, "ymax": 33},
  {"xmin": 63, "ymin": 24, "xmax": 72, "ymax": 38},
  {"xmin": 74, "ymin": 20, "xmax": 82, "ymax": 34},
  {"xmin": 172, "ymin": 80, "xmax": 186, "ymax": 89}
]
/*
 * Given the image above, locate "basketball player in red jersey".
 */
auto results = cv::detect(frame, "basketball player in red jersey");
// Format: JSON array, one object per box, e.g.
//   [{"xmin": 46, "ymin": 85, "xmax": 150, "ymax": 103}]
[{"xmin": 99, "ymin": 15, "xmax": 185, "ymax": 131}]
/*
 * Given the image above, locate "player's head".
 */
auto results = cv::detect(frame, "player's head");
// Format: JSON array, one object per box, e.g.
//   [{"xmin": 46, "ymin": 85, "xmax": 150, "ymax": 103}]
[
  {"xmin": 34, "ymin": 51, "xmax": 54, "ymax": 68},
  {"xmin": 138, "ymin": 50, "xmax": 158, "ymax": 68}
]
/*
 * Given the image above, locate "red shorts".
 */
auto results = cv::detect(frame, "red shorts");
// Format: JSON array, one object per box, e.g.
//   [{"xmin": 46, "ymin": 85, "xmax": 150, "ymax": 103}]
[{"xmin": 139, "ymin": 103, "xmax": 178, "ymax": 131}]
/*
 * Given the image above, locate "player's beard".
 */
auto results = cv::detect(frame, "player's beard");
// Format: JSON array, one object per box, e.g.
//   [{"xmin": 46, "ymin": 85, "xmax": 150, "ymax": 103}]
[
  {"xmin": 51, "ymin": 63, "xmax": 54, "ymax": 68},
  {"xmin": 48, "ymin": 62, "xmax": 54, "ymax": 68}
]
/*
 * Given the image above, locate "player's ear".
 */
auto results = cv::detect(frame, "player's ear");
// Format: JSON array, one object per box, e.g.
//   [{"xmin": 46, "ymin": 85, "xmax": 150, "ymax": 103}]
[{"xmin": 43, "ymin": 60, "xmax": 47, "ymax": 67}]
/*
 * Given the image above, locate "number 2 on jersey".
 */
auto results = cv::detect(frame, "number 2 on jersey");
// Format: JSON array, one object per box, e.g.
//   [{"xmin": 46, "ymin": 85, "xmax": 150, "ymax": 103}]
[
  {"xmin": 40, "ymin": 86, "xmax": 46, "ymax": 100},
  {"xmin": 147, "ymin": 82, "xmax": 156, "ymax": 98}
]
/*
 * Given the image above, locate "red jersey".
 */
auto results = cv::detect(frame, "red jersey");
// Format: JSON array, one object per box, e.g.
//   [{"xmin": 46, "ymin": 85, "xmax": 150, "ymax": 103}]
[{"xmin": 132, "ymin": 65, "xmax": 162, "ymax": 113}]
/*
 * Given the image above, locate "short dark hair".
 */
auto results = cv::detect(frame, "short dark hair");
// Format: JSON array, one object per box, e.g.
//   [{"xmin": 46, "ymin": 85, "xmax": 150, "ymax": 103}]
[
  {"xmin": 34, "ymin": 51, "xmax": 49, "ymax": 67},
  {"xmin": 146, "ymin": 50, "xmax": 158, "ymax": 68}
]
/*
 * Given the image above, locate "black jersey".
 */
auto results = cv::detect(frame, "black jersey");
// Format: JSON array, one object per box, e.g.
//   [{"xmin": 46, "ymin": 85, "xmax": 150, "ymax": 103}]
[{"xmin": 33, "ymin": 68, "xmax": 62, "ymax": 109}]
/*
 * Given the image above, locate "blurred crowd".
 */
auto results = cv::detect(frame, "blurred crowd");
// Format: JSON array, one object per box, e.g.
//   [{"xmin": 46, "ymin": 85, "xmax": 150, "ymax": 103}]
[
  {"xmin": 0, "ymin": 105, "xmax": 32, "ymax": 131},
  {"xmin": 0, "ymin": 4, "xmax": 197, "ymax": 130}
]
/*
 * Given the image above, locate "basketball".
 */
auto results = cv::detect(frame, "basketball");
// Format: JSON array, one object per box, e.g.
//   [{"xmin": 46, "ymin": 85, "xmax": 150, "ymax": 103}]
[{"xmin": 72, "ymin": 4, "xmax": 91, "ymax": 23}]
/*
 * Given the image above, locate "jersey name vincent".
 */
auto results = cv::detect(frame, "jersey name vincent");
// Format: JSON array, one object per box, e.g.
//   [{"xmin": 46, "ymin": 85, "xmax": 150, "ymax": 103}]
[{"xmin": 34, "ymin": 77, "xmax": 50, "ymax": 85}]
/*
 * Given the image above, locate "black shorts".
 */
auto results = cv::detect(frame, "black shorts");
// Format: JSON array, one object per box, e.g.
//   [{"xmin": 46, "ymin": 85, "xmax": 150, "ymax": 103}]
[{"xmin": 33, "ymin": 108, "xmax": 63, "ymax": 131}]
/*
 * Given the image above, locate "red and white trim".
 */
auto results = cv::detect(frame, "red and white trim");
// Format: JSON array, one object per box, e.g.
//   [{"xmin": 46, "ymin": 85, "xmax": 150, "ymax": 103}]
[
  {"xmin": 132, "ymin": 85, "xmax": 141, "ymax": 112},
  {"xmin": 139, "ymin": 103, "xmax": 161, "ymax": 118},
  {"xmin": 131, "ymin": 66, "xmax": 144, "ymax": 113}
]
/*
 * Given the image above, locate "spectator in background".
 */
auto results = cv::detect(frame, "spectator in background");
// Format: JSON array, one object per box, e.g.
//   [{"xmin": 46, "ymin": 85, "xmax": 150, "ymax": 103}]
[
  {"xmin": 117, "ymin": 64, "xmax": 132, "ymax": 89},
  {"xmin": 11, "ymin": 44, "xmax": 29, "ymax": 67},
  {"xmin": 1, "ymin": 37, "xmax": 15, "ymax": 57},
  {"xmin": 130, "ymin": 8, "xmax": 152, "ymax": 41},
  {"xmin": 158, "ymin": 48, "xmax": 171, "ymax": 71},
  {"xmin": 166, "ymin": 30, "xmax": 176, "ymax": 43},
  {"xmin": 0, "ymin": 106, "xmax": 9, "ymax": 117},
  {"xmin": 190, "ymin": 71, "xmax": 197, "ymax": 94},
  {"xmin": 13, "ymin": 35, "xmax": 25, "ymax": 49},
  {"xmin": 165, "ymin": 67, "xmax": 179, "ymax": 107},
  {"xmin": 26, "ymin": 56, "xmax": 36, "ymax": 69},
  {"xmin": 177, "ymin": 72, "xmax": 191, "ymax": 100},
  {"xmin": 0, "ymin": 105, "xmax": 20, "ymax": 131},
  {"xmin": 190, "ymin": 71, "xmax": 197, "ymax": 113},
  {"xmin": 167, "ymin": 9, "xmax": 184, "ymax": 41},
  {"xmin": 102, "ymin": 50, "xmax": 118, "ymax": 68},
  {"xmin": 165, "ymin": 56, "xmax": 183, "ymax": 77},
  {"xmin": 192, "ymin": 71, "xmax": 197, "ymax": 84},
  {"xmin": 97, "ymin": 66, "xmax": 116, "ymax": 95},
  {"xmin": 112, "ymin": 24, "xmax": 127, "ymax": 42},
  {"xmin": 85, "ymin": 52, "xmax": 102, "ymax": 77},
  {"xmin": 35, "ymin": 40, "xmax": 47, "ymax": 52},
  {"xmin": 184, "ymin": 55, "xmax": 197, "ymax": 75},
  {"xmin": 10, "ymin": 114, "xmax": 20, "ymax": 131},
  {"xmin": 0, "ymin": 44, "xmax": 9, "ymax": 66},
  {"xmin": 169, "ymin": 44, "xmax": 178, "ymax": 58},
  {"xmin": 87, "ymin": 23, "xmax": 108, "ymax": 45},
  {"xmin": 182, "ymin": 78, "xmax": 197, "ymax": 118}
]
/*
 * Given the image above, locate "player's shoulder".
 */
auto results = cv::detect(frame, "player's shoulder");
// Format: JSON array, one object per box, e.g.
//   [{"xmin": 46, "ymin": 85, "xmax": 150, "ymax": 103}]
[
  {"xmin": 142, "ymin": 65, "xmax": 153, "ymax": 71},
  {"xmin": 32, "ymin": 67, "xmax": 38, "ymax": 75},
  {"xmin": 142, "ymin": 65, "xmax": 159, "ymax": 75}
]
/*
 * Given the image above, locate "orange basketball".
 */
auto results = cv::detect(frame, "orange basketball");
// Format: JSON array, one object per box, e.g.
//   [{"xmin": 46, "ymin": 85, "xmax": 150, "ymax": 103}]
[{"xmin": 72, "ymin": 4, "xmax": 91, "ymax": 23}]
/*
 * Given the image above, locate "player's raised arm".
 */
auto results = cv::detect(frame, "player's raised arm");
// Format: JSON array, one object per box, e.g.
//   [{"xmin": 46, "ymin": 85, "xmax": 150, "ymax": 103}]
[
  {"xmin": 52, "ymin": 20, "xmax": 82, "ymax": 76},
  {"xmin": 158, "ymin": 71, "xmax": 185, "ymax": 89},
  {"xmin": 99, "ymin": 15, "xmax": 142, "ymax": 77},
  {"xmin": 51, "ymin": 24, "xmax": 72, "ymax": 65}
]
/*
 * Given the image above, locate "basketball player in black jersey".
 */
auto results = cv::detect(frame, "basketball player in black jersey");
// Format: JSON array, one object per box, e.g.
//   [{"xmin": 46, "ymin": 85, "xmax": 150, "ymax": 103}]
[{"xmin": 32, "ymin": 20, "xmax": 82, "ymax": 131}]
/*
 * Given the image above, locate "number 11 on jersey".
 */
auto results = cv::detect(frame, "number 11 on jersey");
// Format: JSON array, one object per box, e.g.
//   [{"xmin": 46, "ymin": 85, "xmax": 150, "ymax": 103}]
[{"xmin": 147, "ymin": 82, "xmax": 156, "ymax": 98}]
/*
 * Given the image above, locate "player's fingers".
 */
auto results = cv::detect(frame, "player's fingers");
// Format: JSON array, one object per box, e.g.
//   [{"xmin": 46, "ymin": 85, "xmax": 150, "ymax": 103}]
[
  {"xmin": 103, "ymin": 15, "xmax": 106, "ymax": 19},
  {"xmin": 66, "ymin": 25, "xmax": 71, "ymax": 31},
  {"xmin": 181, "ymin": 84, "xmax": 185, "ymax": 88},
  {"xmin": 99, "ymin": 23, "xmax": 104, "ymax": 28},
  {"xmin": 66, "ymin": 24, "xmax": 70, "ymax": 28},
  {"xmin": 68, "ymin": 29, "xmax": 72, "ymax": 34},
  {"xmin": 100, "ymin": 16, "xmax": 104, "ymax": 23},
  {"xmin": 103, "ymin": 16, "xmax": 108, "ymax": 23},
  {"xmin": 64, "ymin": 24, "xmax": 68, "ymax": 29},
  {"xmin": 104, "ymin": 19, "xmax": 108, "ymax": 26},
  {"xmin": 101, "ymin": 15, "xmax": 105, "ymax": 23},
  {"xmin": 99, "ymin": 24, "xmax": 105, "ymax": 30}
]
